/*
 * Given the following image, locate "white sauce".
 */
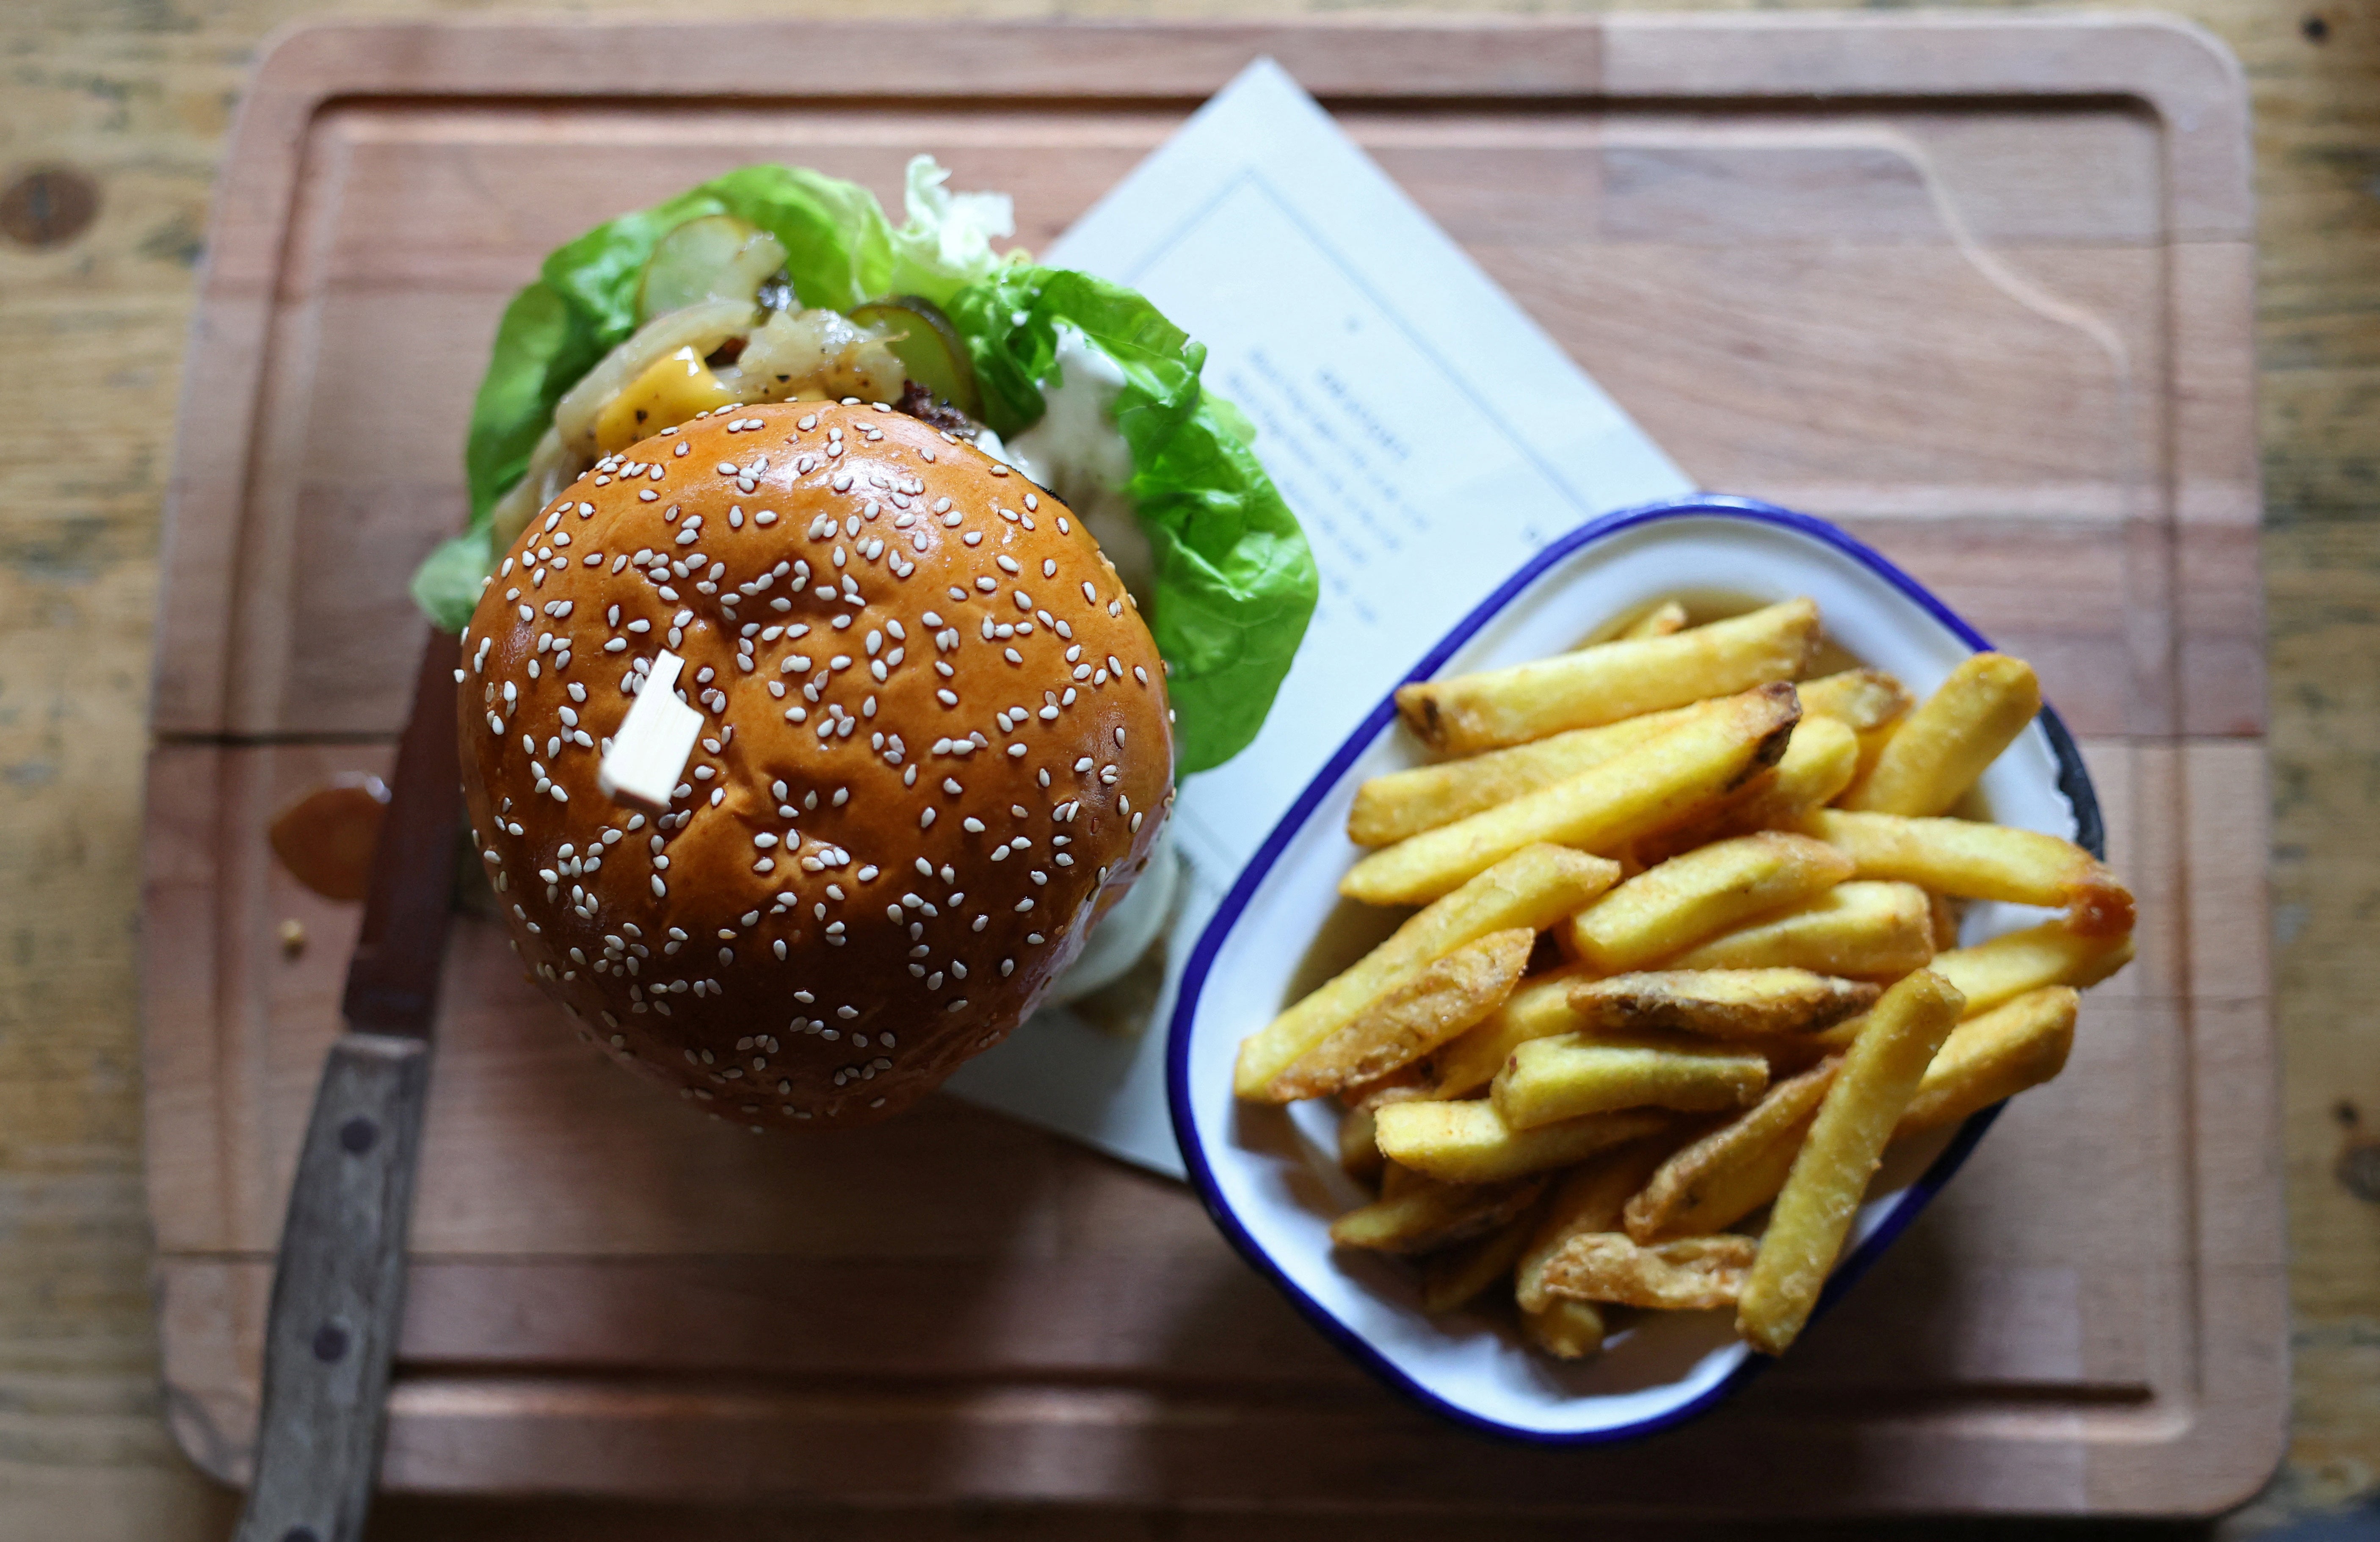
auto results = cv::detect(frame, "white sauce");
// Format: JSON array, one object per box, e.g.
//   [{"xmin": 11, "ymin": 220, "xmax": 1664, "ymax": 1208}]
[{"xmin": 1001, "ymin": 329, "xmax": 1153, "ymax": 598}]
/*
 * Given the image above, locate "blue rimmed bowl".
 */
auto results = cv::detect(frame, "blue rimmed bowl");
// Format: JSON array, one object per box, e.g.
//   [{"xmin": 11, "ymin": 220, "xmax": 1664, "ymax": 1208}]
[{"xmin": 1165, "ymin": 496, "xmax": 2101, "ymax": 1445}]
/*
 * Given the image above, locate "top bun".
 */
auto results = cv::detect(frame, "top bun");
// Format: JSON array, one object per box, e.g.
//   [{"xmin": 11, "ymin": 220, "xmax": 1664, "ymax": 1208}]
[{"xmin": 457, "ymin": 402, "xmax": 1174, "ymax": 1128}]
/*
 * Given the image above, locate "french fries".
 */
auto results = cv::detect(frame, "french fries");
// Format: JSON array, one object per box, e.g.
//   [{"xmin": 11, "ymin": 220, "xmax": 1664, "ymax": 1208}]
[
  {"xmin": 1626, "ymin": 995, "xmax": 2060, "ymax": 1239},
  {"xmin": 1429, "ymin": 964, "xmax": 1598, "ymax": 1100},
  {"xmin": 1668, "ymin": 880, "xmax": 1936, "ymax": 979},
  {"xmin": 1625, "ymin": 1058, "xmax": 1840, "ymax": 1242},
  {"xmin": 1521, "ymin": 1299, "xmax": 1610, "ymax": 1359},
  {"xmin": 1266, "ymin": 928, "xmax": 1534, "ymax": 1102},
  {"xmin": 1804, "ymin": 809, "xmax": 2135, "ymax": 937},
  {"xmin": 1372, "ymin": 1100, "xmax": 1670, "ymax": 1184},
  {"xmin": 1330, "ymin": 1174, "xmax": 1546, "ymax": 1254},
  {"xmin": 1843, "ymin": 652, "xmax": 2040, "ymax": 816},
  {"xmin": 1347, "ymin": 707, "xmax": 1694, "ymax": 847},
  {"xmin": 1340, "ymin": 685, "xmax": 1800, "ymax": 906},
  {"xmin": 1563, "ymin": 832, "xmax": 1856, "ymax": 973},
  {"xmin": 1924, "ymin": 919, "xmax": 2135, "ymax": 1018},
  {"xmin": 1723, "ymin": 712, "xmax": 1861, "ymax": 825},
  {"xmin": 1337, "ymin": 1105, "xmax": 1383, "ymax": 1185},
  {"xmin": 1797, "ymin": 667, "xmax": 1915, "ymax": 733},
  {"xmin": 1649, "ymin": 1114, "xmax": 1811, "ymax": 1241},
  {"xmin": 1540, "ymin": 1233, "xmax": 1759, "ymax": 1311},
  {"xmin": 1396, "ymin": 598, "xmax": 1819, "ymax": 754},
  {"xmin": 1494, "ymin": 1034, "xmax": 1768, "ymax": 1127},
  {"xmin": 1635, "ymin": 714, "xmax": 1860, "ymax": 862},
  {"xmin": 1617, "ymin": 598, "xmax": 1690, "ymax": 641},
  {"xmin": 1234, "ymin": 845, "xmax": 1618, "ymax": 1097},
  {"xmin": 1342, "ymin": 1064, "xmax": 1432, "ymax": 1111},
  {"xmin": 1737, "ymin": 970, "xmax": 1964, "ymax": 1355},
  {"xmin": 1420, "ymin": 1207, "xmax": 1543, "ymax": 1314},
  {"xmin": 1516, "ymin": 1139, "xmax": 1679, "ymax": 1312},
  {"xmin": 1236, "ymin": 592, "xmax": 2134, "ymax": 1371},
  {"xmin": 1567, "ymin": 969, "xmax": 1880, "ymax": 1041},
  {"xmin": 1928, "ymin": 889, "xmax": 1962, "ymax": 953},
  {"xmin": 1897, "ymin": 985, "xmax": 2077, "ymax": 1136}
]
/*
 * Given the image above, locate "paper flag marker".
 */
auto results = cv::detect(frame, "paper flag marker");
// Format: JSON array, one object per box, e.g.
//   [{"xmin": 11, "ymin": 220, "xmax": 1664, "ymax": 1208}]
[{"xmin": 597, "ymin": 651, "xmax": 702, "ymax": 812}]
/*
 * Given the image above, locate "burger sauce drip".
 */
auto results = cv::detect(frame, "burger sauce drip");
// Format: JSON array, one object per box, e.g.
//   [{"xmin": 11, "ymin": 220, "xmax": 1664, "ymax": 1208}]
[{"xmin": 268, "ymin": 776, "xmax": 392, "ymax": 902}]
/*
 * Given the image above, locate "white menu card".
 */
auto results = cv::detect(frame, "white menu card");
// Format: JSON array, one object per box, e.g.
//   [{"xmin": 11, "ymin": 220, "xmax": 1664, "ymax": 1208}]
[{"xmin": 942, "ymin": 58, "xmax": 1692, "ymax": 1174}]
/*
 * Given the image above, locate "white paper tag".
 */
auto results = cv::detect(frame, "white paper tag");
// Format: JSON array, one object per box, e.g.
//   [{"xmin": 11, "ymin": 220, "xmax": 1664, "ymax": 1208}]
[{"xmin": 942, "ymin": 58, "xmax": 1693, "ymax": 1175}]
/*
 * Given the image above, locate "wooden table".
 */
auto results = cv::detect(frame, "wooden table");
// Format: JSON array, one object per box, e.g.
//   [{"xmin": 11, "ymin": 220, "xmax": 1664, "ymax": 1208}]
[{"xmin": 2, "ymin": 1, "xmax": 2372, "ymax": 1537}]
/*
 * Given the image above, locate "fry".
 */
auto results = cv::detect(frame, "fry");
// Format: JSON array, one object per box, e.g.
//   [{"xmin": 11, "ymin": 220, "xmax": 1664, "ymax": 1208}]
[
  {"xmin": 1617, "ymin": 598, "xmax": 1690, "ymax": 641},
  {"xmin": 1343, "ymin": 1064, "xmax": 1433, "ymax": 1111},
  {"xmin": 1850, "ymin": 722, "xmax": 1900, "ymax": 788},
  {"xmin": 1266, "ymin": 929, "xmax": 1534, "ymax": 1102},
  {"xmin": 1337, "ymin": 1104, "xmax": 1383, "ymax": 1186},
  {"xmin": 1342, "ymin": 686, "xmax": 1800, "ymax": 906},
  {"xmin": 1494, "ymin": 1034, "xmax": 1769, "ymax": 1127},
  {"xmin": 1568, "ymin": 968, "xmax": 1880, "ymax": 1041},
  {"xmin": 1347, "ymin": 707, "xmax": 1695, "ymax": 847},
  {"xmin": 1797, "ymin": 667, "xmax": 1915, "ymax": 733},
  {"xmin": 1925, "ymin": 919, "xmax": 2134, "ymax": 1018},
  {"xmin": 1928, "ymin": 889, "xmax": 1962, "ymax": 952},
  {"xmin": 1803, "ymin": 809, "xmax": 2134, "ymax": 938},
  {"xmin": 1541, "ymin": 1233, "xmax": 1758, "ymax": 1311},
  {"xmin": 1396, "ymin": 599, "xmax": 1820, "ymax": 754},
  {"xmin": 1329, "ymin": 1174, "xmax": 1546, "ymax": 1255},
  {"xmin": 1842, "ymin": 653, "xmax": 2040, "ymax": 816},
  {"xmin": 1520, "ymin": 1299, "xmax": 1609, "ymax": 1359},
  {"xmin": 1516, "ymin": 1139, "xmax": 1679, "ymax": 1312},
  {"xmin": 1625, "ymin": 1058, "xmax": 1840, "ymax": 1241},
  {"xmin": 1897, "ymin": 985, "xmax": 2077, "ymax": 1136},
  {"xmin": 1765, "ymin": 715, "xmax": 1863, "ymax": 815},
  {"xmin": 1657, "ymin": 1116, "xmax": 1811, "ymax": 1239},
  {"xmin": 1563, "ymin": 832, "xmax": 1857, "ymax": 973},
  {"xmin": 1420, "ymin": 1206, "xmax": 1543, "ymax": 1314},
  {"xmin": 1372, "ymin": 1100, "xmax": 1670, "ymax": 1185},
  {"xmin": 1737, "ymin": 969, "xmax": 1964, "ymax": 1355},
  {"xmin": 1427, "ymin": 964, "xmax": 1596, "ymax": 1100},
  {"xmin": 1638, "ymin": 715, "xmax": 1860, "ymax": 862},
  {"xmin": 1668, "ymin": 880, "xmax": 1935, "ymax": 979},
  {"xmin": 1234, "ymin": 845, "xmax": 1620, "ymax": 1098}
]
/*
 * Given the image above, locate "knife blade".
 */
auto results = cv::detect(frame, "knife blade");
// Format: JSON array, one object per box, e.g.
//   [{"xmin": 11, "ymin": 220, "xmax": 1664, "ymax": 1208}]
[{"xmin": 235, "ymin": 631, "xmax": 462, "ymax": 1542}]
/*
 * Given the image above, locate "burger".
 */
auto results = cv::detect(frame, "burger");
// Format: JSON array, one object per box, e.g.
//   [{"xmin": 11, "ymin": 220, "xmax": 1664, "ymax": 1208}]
[{"xmin": 425, "ymin": 159, "xmax": 1318, "ymax": 1126}]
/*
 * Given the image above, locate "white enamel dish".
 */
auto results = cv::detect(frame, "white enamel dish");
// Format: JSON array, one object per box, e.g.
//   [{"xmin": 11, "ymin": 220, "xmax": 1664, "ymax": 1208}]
[{"xmin": 1165, "ymin": 497, "xmax": 2102, "ymax": 1444}]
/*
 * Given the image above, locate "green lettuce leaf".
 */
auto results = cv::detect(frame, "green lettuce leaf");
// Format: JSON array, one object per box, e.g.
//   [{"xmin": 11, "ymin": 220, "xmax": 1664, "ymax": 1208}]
[
  {"xmin": 421, "ymin": 163, "xmax": 1315, "ymax": 774},
  {"xmin": 944, "ymin": 267, "xmax": 1318, "ymax": 774},
  {"xmin": 886, "ymin": 157, "xmax": 1020, "ymax": 307},
  {"xmin": 419, "ymin": 166, "xmax": 916, "ymax": 631}
]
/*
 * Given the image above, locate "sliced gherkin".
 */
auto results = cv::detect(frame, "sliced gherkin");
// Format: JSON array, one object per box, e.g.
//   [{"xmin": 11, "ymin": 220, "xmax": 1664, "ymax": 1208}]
[
  {"xmin": 637, "ymin": 214, "xmax": 790, "ymax": 323},
  {"xmin": 848, "ymin": 296, "xmax": 982, "ymax": 420}
]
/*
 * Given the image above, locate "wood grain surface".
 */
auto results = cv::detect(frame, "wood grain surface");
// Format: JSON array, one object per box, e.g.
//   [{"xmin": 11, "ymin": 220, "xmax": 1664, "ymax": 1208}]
[
  {"xmin": 0, "ymin": 2, "xmax": 2371, "ymax": 1540},
  {"xmin": 147, "ymin": 5, "xmax": 2277, "ymax": 1520}
]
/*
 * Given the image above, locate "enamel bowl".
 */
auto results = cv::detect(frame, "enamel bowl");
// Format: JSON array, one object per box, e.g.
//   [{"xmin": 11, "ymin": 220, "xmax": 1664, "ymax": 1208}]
[{"xmin": 1165, "ymin": 497, "xmax": 2100, "ymax": 1444}]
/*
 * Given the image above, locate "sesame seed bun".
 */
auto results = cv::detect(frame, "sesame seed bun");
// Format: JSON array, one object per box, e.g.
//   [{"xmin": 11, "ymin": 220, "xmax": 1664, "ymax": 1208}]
[{"xmin": 457, "ymin": 402, "xmax": 1174, "ymax": 1128}]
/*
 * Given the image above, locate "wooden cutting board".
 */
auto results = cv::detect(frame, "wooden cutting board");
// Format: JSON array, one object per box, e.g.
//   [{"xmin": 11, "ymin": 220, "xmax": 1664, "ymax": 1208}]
[{"xmin": 143, "ymin": 14, "xmax": 2277, "ymax": 1516}]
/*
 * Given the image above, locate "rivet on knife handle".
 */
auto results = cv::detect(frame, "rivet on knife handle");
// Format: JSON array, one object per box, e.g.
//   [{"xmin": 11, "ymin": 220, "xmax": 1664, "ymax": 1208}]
[{"xmin": 233, "ymin": 1034, "xmax": 429, "ymax": 1542}]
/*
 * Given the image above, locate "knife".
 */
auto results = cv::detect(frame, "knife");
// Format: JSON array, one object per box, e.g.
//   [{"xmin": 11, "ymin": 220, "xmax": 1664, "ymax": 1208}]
[{"xmin": 235, "ymin": 632, "xmax": 462, "ymax": 1542}]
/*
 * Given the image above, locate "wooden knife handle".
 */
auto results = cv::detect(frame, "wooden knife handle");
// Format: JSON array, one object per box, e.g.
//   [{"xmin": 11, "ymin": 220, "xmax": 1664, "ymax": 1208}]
[{"xmin": 234, "ymin": 1033, "xmax": 431, "ymax": 1542}]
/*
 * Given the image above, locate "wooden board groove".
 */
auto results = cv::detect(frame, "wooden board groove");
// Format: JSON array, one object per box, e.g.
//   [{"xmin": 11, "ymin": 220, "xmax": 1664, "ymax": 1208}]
[{"xmin": 143, "ymin": 14, "xmax": 2280, "ymax": 1517}]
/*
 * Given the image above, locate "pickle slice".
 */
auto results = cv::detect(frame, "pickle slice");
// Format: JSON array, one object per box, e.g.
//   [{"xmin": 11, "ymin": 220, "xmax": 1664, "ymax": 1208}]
[
  {"xmin": 848, "ymin": 296, "xmax": 982, "ymax": 420},
  {"xmin": 638, "ymin": 215, "xmax": 790, "ymax": 323}
]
